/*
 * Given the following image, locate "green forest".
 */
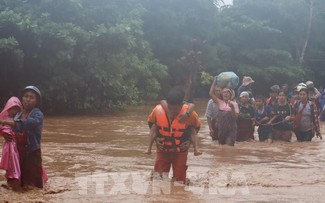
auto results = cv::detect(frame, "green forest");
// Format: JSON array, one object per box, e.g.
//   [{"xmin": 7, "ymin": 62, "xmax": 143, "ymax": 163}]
[{"xmin": 0, "ymin": 0, "xmax": 325, "ymax": 113}]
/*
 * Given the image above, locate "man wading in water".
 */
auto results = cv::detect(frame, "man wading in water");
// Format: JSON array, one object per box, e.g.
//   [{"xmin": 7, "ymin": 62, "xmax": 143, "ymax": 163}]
[{"xmin": 147, "ymin": 88, "xmax": 201, "ymax": 184}]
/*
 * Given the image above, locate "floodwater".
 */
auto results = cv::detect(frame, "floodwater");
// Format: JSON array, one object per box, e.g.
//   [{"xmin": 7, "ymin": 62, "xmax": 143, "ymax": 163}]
[{"xmin": 1, "ymin": 99, "xmax": 325, "ymax": 202}]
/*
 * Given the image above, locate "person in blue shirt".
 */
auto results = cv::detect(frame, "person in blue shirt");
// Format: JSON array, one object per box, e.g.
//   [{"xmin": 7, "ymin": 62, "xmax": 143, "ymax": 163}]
[{"xmin": 254, "ymin": 95, "xmax": 272, "ymax": 142}]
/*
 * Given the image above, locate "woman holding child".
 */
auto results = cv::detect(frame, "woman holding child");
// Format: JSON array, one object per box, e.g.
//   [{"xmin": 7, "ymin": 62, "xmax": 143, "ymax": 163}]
[{"xmin": 1, "ymin": 86, "xmax": 47, "ymax": 189}]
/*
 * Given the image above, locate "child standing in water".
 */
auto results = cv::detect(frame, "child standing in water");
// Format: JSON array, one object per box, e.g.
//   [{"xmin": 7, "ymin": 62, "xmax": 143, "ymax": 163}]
[
  {"xmin": 0, "ymin": 97, "xmax": 23, "ymax": 190},
  {"xmin": 254, "ymin": 96, "xmax": 272, "ymax": 142}
]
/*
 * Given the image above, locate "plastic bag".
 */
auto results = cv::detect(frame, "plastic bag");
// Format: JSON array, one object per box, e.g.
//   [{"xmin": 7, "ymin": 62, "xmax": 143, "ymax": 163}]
[{"xmin": 216, "ymin": 71, "xmax": 239, "ymax": 89}]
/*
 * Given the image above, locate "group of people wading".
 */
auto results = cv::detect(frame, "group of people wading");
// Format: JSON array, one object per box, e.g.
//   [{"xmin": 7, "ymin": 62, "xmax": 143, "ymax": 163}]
[
  {"xmin": 145, "ymin": 74, "xmax": 323, "ymax": 184},
  {"xmin": 207, "ymin": 76, "xmax": 322, "ymax": 144}
]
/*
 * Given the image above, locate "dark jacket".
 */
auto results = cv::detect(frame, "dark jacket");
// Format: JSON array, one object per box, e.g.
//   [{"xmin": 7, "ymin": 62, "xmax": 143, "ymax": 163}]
[{"xmin": 13, "ymin": 108, "xmax": 43, "ymax": 153}]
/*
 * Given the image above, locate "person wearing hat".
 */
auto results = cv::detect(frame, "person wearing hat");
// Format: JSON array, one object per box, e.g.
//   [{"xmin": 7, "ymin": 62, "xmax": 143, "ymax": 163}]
[
  {"xmin": 237, "ymin": 76, "xmax": 255, "ymax": 103},
  {"xmin": 1, "ymin": 86, "xmax": 47, "ymax": 188},
  {"xmin": 306, "ymin": 81, "xmax": 321, "ymax": 113},
  {"xmin": 292, "ymin": 88, "xmax": 322, "ymax": 141},
  {"xmin": 236, "ymin": 91, "xmax": 255, "ymax": 141},
  {"xmin": 265, "ymin": 85, "xmax": 280, "ymax": 108},
  {"xmin": 291, "ymin": 83, "xmax": 307, "ymax": 106}
]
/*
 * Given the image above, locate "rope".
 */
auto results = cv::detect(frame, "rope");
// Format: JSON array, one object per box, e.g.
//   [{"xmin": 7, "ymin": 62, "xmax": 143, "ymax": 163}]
[{"xmin": 238, "ymin": 103, "xmax": 293, "ymax": 126}]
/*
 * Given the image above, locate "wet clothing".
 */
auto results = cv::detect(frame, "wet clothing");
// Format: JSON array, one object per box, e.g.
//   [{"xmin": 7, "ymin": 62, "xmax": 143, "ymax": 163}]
[
  {"xmin": 148, "ymin": 104, "xmax": 200, "ymax": 152},
  {"xmin": 0, "ymin": 127, "xmax": 20, "ymax": 180},
  {"xmin": 205, "ymin": 99, "xmax": 219, "ymax": 119},
  {"xmin": 321, "ymin": 105, "xmax": 325, "ymax": 122},
  {"xmin": 13, "ymin": 108, "xmax": 43, "ymax": 153},
  {"xmin": 0, "ymin": 97, "xmax": 22, "ymax": 181},
  {"xmin": 293, "ymin": 101, "xmax": 320, "ymax": 141},
  {"xmin": 271, "ymin": 103, "xmax": 294, "ymax": 141},
  {"xmin": 320, "ymin": 90, "xmax": 325, "ymax": 111},
  {"xmin": 148, "ymin": 104, "xmax": 200, "ymax": 184},
  {"xmin": 255, "ymin": 105, "xmax": 273, "ymax": 141},
  {"xmin": 14, "ymin": 108, "xmax": 47, "ymax": 188},
  {"xmin": 308, "ymin": 88, "xmax": 321, "ymax": 113},
  {"xmin": 205, "ymin": 99, "xmax": 219, "ymax": 140},
  {"xmin": 218, "ymin": 100, "xmax": 239, "ymax": 112},
  {"xmin": 215, "ymin": 99, "xmax": 239, "ymax": 146},
  {"xmin": 271, "ymin": 103, "xmax": 294, "ymax": 131},
  {"xmin": 294, "ymin": 130, "xmax": 313, "ymax": 142},
  {"xmin": 217, "ymin": 110, "xmax": 237, "ymax": 146},
  {"xmin": 236, "ymin": 104, "xmax": 255, "ymax": 141},
  {"xmin": 154, "ymin": 152, "xmax": 188, "ymax": 183},
  {"xmin": 155, "ymin": 105, "xmax": 189, "ymax": 153}
]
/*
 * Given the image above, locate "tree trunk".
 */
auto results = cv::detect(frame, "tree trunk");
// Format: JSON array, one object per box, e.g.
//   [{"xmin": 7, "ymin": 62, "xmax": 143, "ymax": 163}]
[
  {"xmin": 184, "ymin": 72, "xmax": 194, "ymax": 102},
  {"xmin": 180, "ymin": 39, "xmax": 203, "ymax": 102},
  {"xmin": 299, "ymin": 0, "xmax": 314, "ymax": 64},
  {"xmin": 184, "ymin": 67, "xmax": 198, "ymax": 102}
]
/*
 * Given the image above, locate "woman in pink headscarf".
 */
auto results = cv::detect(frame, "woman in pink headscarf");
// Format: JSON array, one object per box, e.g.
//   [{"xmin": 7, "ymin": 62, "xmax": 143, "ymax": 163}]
[{"xmin": 0, "ymin": 97, "xmax": 23, "ymax": 189}]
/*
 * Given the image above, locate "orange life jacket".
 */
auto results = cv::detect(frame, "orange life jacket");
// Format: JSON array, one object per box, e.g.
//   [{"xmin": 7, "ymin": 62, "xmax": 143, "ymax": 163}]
[{"xmin": 155, "ymin": 104, "xmax": 189, "ymax": 153}]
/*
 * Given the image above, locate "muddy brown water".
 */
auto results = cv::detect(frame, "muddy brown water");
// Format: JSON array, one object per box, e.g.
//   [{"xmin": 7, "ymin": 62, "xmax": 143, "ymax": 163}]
[{"xmin": 1, "ymin": 99, "xmax": 325, "ymax": 202}]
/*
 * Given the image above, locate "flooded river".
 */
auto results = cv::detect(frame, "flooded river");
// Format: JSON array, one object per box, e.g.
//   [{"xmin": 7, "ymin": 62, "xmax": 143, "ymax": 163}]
[{"xmin": 1, "ymin": 99, "xmax": 325, "ymax": 202}]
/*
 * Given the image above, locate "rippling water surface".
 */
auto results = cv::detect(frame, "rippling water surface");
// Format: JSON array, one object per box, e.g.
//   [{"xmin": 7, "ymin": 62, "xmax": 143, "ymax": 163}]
[{"xmin": 1, "ymin": 99, "xmax": 325, "ymax": 202}]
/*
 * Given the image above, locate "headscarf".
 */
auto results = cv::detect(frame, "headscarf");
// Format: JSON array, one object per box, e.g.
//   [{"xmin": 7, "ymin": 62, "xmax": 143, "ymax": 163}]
[
  {"xmin": 0, "ymin": 97, "xmax": 23, "ymax": 119},
  {"xmin": 239, "ymin": 91, "xmax": 249, "ymax": 98},
  {"xmin": 296, "ymin": 83, "xmax": 307, "ymax": 92},
  {"xmin": 306, "ymin": 81, "xmax": 313, "ymax": 87}
]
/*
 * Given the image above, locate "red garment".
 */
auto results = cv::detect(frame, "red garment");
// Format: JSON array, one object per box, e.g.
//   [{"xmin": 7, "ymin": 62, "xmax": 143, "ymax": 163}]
[
  {"xmin": 265, "ymin": 97, "xmax": 277, "ymax": 106},
  {"xmin": 16, "ymin": 131, "xmax": 47, "ymax": 188},
  {"xmin": 290, "ymin": 98, "xmax": 297, "ymax": 107},
  {"xmin": 154, "ymin": 152, "xmax": 188, "ymax": 183}
]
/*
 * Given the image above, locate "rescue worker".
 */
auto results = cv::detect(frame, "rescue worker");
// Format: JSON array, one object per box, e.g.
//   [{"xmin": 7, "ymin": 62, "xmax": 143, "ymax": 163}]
[{"xmin": 147, "ymin": 87, "xmax": 201, "ymax": 184}]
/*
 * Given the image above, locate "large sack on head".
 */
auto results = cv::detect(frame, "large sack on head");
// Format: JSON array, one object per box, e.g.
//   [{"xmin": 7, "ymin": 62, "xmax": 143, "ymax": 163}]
[{"xmin": 216, "ymin": 71, "xmax": 239, "ymax": 89}]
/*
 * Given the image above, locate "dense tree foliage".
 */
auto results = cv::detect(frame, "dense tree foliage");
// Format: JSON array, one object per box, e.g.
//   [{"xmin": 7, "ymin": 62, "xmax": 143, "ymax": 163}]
[
  {"xmin": 0, "ymin": 0, "xmax": 324, "ymax": 113},
  {"xmin": 0, "ymin": 0, "xmax": 167, "ymax": 113}
]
